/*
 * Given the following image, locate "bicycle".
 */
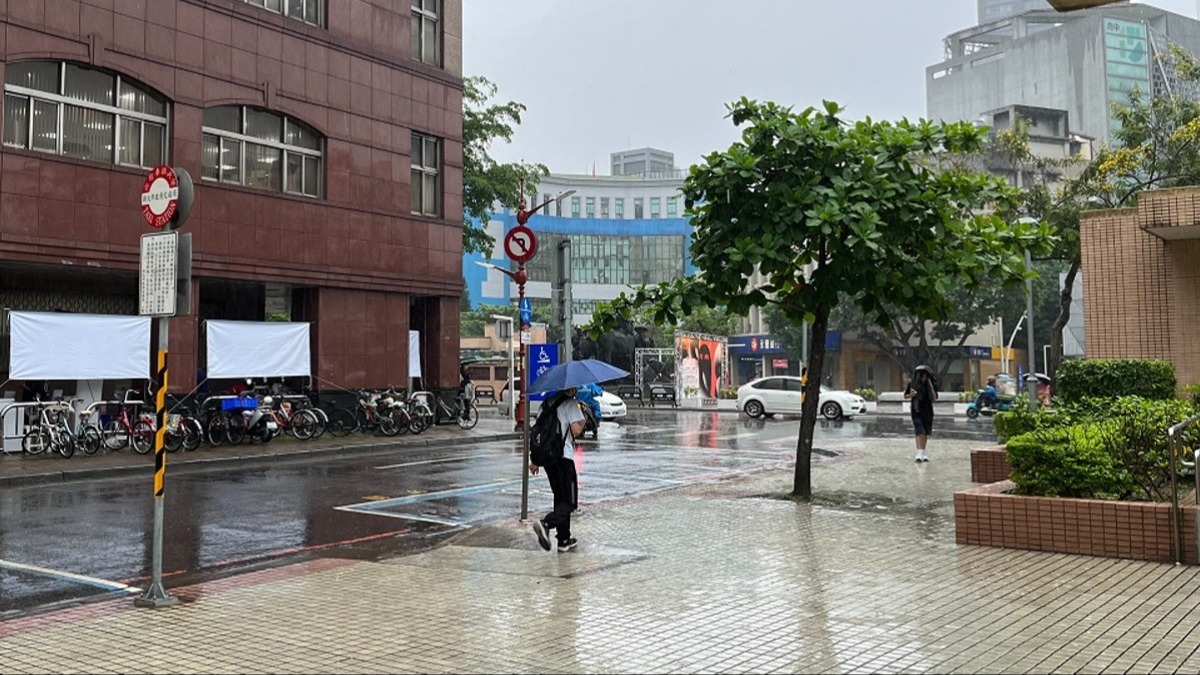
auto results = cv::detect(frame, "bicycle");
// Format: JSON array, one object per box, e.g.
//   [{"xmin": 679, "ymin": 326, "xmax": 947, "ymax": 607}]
[
  {"xmin": 411, "ymin": 391, "xmax": 479, "ymax": 430},
  {"xmin": 266, "ymin": 398, "xmax": 321, "ymax": 440},
  {"xmin": 99, "ymin": 392, "xmax": 155, "ymax": 454},
  {"xmin": 164, "ymin": 405, "xmax": 204, "ymax": 453},
  {"xmin": 23, "ymin": 399, "xmax": 100, "ymax": 458},
  {"xmin": 327, "ymin": 390, "xmax": 402, "ymax": 437}
]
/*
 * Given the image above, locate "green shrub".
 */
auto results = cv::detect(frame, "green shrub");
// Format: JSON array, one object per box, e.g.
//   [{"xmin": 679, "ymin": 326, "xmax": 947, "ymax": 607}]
[
  {"xmin": 717, "ymin": 387, "xmax": 738, "ymax": 400},
  {"xmin": 853, "ymin": 387, "xmax": 876, "ymax": 401},
  {"xmin": 993, "ymin": 398, "xmax": 1073, "ymax": 442},
  {"xmin": 1006, "ymin": 424, "xmax": 1135, "ymax": 499},
  {"xmin": 1184, "ymin": 382, "xmax": 1200, "ymax": 407},
  {"xmin": 1055, "ymin": 359, "xmax": 1177, "ymax": 404},
  {"xmin": 1006, "ymin": 397, "xmax": 1199, "ymax": 502}
]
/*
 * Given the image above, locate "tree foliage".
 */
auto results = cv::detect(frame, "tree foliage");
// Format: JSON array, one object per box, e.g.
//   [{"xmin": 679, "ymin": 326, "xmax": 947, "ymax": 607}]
[
  {"xmin": 591, "ymin": 99, "xmax": 1056, "ymax": 498},
  {"xmin": 462, "ymin": 76, "xmax": 547, "ymax": 257},
  {"xmin": 460, "ymin": 303, "xmax": 561, "ymax": 344}
]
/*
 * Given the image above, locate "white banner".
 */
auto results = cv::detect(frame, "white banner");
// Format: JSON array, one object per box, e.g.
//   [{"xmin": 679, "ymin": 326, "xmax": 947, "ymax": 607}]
[
  {"xmin": 10, "ymin": 312, "xmax": 151, "ymax": 380},
  {"xmin": 207, "ymin": 320, "xmax": 311, "ymax": 379},
  {"xmin": 409, "ymin": 330, "xmax": 422, "ymax": 378}
]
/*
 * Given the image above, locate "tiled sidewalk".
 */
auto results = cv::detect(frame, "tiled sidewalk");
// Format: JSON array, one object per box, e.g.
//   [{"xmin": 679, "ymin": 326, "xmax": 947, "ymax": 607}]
[{"xmin": 5, "ymin": 435, "xmax": 1200, "ymax": 673}]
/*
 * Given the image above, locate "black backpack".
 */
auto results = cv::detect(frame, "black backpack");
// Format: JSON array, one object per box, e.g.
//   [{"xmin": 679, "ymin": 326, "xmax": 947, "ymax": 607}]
[{"xmin": 529, "ymin": 394, "xmax": 569, "ymax": 467}]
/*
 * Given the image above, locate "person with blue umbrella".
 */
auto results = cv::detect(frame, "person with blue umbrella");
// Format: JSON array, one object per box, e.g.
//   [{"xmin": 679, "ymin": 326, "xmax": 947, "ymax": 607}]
[{"xmin": 528, "ymin": 359, "xmax": 628, "ymax": 553}]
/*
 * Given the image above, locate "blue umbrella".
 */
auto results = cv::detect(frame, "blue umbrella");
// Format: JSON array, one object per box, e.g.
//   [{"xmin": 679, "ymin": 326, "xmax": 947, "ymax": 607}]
[{"xmin": 528, "ymin": 359, "xmax": 630, "ymax": 394}]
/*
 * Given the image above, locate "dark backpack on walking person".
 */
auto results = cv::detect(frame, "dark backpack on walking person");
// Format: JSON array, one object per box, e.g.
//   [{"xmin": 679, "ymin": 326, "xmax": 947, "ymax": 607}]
[{"xmin": 529, "ymin": 392, "xmax": 569, "ymax": 467}]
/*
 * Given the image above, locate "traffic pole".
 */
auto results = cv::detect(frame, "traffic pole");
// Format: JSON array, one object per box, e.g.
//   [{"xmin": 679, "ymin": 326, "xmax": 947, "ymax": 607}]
[
  {"xmin": 135, "ymin": 318, "xmax": 177, "ymax": 608},
  {"xmin": 518, "ymin": 265, "xmax": 531, "ymax": 521}
]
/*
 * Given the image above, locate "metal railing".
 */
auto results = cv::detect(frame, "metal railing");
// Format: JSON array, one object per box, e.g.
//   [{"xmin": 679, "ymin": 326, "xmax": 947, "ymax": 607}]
[{"xmin": 1167, "ymin": 413, "xmax": 1200, "ymax": 564}]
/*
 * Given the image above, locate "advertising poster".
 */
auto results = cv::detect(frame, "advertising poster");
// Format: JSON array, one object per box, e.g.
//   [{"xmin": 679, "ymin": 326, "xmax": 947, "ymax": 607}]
[{"xmin": 674, "ymin": 332, "xmax": 727, "ymax": 404}]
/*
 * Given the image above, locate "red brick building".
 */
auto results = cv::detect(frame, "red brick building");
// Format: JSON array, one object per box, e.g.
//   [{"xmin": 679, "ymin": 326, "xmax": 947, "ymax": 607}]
[{"xmin": 0, "ymin": 0, "xmax": 464, "ymax": 392}]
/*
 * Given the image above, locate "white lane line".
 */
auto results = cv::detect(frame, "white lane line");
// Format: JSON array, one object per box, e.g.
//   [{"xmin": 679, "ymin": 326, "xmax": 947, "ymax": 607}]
[
  {"xmin": 375, "ymin": 452, "xmax": 513, "ymax": 471},
  {"xmin": 333, "ymin": 506, "xmax": 468, "ymax": 528},
  {"xmin": 0, "ymin": 559, "xmax": 141, "ymax": 594}
]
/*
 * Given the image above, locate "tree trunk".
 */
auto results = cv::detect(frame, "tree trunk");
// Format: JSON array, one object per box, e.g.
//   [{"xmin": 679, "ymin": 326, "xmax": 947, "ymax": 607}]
[
  {"xmin": 1049, "ymin": 258, "xmax": 1080, "ymax": 379},
  {"xmin": 794, "ymin": 304, "xmax": 831, "ymax": 500}
]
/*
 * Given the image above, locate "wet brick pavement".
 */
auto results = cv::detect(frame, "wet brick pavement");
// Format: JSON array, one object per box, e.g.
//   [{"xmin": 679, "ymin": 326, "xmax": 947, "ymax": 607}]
[{"xmin": 5, "ymin": 431, "xmax": 1200, "ymax": 673}]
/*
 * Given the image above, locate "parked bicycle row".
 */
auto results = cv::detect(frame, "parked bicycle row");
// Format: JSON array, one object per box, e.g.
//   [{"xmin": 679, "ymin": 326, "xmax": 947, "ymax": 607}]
[{"xmin": 13, "ymin": 387, "xmax": 479, "ymax": 459}]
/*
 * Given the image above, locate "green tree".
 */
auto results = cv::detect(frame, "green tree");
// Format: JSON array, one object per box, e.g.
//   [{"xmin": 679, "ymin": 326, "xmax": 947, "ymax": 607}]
[
  {"xmin": 1042, "ymin": 45, "xmax": 1200, "ymax": 375},
  {"xmin": 460, "ymin": 302, "xmax": 562, "ymax": 345},
  {"xmin": 462, "ymin": 76, "xmax": 547, "ymax": 256},
  {"xmin": 591, "ymin": 99, "xmax": 1055, "ymax": 498},
  {"xmin": 460, "ymin": 279, "xmax": 472, "ymax": 312}
]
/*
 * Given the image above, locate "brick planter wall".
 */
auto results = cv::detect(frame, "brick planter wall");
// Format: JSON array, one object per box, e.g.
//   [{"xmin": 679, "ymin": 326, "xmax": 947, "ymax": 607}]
[
  {"xmin": 970, "ymin": 446, "xmax": 1011, "ymax": 483},
  {"xmin": 954, "ymin": 481, "xmax": 1200, "ymax": 564}
]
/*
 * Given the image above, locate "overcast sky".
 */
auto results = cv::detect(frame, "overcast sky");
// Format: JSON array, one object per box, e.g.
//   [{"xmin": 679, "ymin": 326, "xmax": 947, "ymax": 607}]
[{"xmin": 463, "ymin": 0, "xmax": 1197, "ymax": 174}]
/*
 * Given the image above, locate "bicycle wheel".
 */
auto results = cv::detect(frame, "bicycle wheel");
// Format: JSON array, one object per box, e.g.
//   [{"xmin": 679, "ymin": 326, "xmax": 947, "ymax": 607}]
[
  {"xmin": 457, "ymin": 403, "xmax": 479, "ymax": 430},
  {"xmin": 165, "ymin": 424, "xmax": 184, "ymax": 453},
  {"xmin": 377, "ymin": 409, "xmax": 400, "ymax": 437},
  {"xmin": 327, "ymin": 407, "xmax": 356, "ymax": 437},
  {"xmin": 206, "ymin": 414, "xmax": 228, "ymax": 447},
  {"xmin": 80, "ymin": 425, "xmax": 102, "ymax": 456},
  {"xmin": 226, "ymin": 413, "xmax": 247, "ymax": 445},
  {"xmin": 102, "ymin": 419, "xmax": 129, "ymax": 451},
  {"xmin": 57, "ymin": 431, "xmax": 75, "ymax": 459},
  {"xmin": 309, "ymin": 408, "xmax": 329, "ymax": 440},
  {"xmin": 416, "ymin": 402, "xmax": 435, "ymax": 432},
  {"xmin": 290, "ymin": 409, "xmax": 317, "ymax": 440},
  {"xmin": 131, "ymin": 419, "xmax": 155, "ymax": 455},
  {"xmin": 22, "ymin": 426, "xmax": 49, "ymax": 455},
  {"xmin": 391, "ymin": 406, "xmax": 411, "ymax": 435},
  {"xmin": 183, "ymin": 418, "xmax": 204, "ymax": 451}
]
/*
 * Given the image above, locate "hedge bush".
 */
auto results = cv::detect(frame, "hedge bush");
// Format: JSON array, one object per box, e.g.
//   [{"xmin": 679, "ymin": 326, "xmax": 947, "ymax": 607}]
[
  {"xmin": 1007, "ymin": 424, "xmax": 1134, "ymax": 499},
  {"xmin": 1055, "ymin": 359, "xmax": 1177, "ymax": 404},
  {"xmin": 1005, "ymin": 396, "xmax": 1199, "ymax": 501}
]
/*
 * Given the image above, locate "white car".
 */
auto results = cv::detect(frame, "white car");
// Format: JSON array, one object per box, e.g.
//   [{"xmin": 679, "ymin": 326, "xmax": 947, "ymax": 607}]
[
  {"xmin": 499, "ymin": 380, "xmax": 626, "ymax": 420},
  {"xmin": 737, "ymin": 376, "xmax": 868, "ymax": 420},
  {"xmin": 596, "ymin": 389, "xmax": 627, "ymax": 420}
]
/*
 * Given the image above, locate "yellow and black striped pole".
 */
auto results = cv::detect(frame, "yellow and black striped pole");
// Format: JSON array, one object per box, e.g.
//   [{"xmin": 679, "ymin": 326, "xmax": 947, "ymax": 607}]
[
  {"xmin": 135, "ymin": 323, "xmax": 177, "ymax": 608},
  {"xmin": 154, "ymin": 350, "xmax": 167, "ymax": 496}
]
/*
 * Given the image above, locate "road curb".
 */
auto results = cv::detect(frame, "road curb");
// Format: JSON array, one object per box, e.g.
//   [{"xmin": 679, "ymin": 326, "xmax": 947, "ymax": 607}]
[{"xmin": 0, "ymin": 431, "xmax": 522, "ymax": 489}]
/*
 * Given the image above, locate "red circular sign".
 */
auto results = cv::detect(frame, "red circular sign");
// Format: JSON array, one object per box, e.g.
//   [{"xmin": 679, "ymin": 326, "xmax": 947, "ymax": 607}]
[
  {"xmin": 141, "ymin": 165, "xmax": 180, "ymax": 229},
  {"xmin": 503, "ymin": 226, "xmax": 538, "ymax": 264}
]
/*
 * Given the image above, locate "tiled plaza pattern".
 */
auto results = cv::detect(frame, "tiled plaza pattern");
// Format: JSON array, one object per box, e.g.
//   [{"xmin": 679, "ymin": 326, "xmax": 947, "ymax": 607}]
[{"xmin": 6, "ymin": 436, "xmax": 1200, "ymax": 673}]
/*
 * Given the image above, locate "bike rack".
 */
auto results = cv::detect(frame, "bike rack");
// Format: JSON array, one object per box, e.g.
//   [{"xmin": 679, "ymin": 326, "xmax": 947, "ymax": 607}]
[{"xmin": 1169, "ymin": 413, "xmax": 1200, "ymax": 565}]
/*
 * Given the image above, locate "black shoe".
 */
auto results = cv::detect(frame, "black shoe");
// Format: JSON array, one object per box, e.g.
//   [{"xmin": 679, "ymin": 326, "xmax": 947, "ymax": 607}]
[
  {"xmin": 558, "ymin": 538, "xmax": 577, "ymax": 552},
  {"xmin": 532, "ymin": 521, "xmax": 551, "ymax": 551}
]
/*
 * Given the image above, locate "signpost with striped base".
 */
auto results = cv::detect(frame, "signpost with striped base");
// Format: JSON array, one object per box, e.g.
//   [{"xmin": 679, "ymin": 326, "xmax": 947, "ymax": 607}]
[{"xmin": 134, "ymin": 166, "xmax": 192, "ymax": 609}]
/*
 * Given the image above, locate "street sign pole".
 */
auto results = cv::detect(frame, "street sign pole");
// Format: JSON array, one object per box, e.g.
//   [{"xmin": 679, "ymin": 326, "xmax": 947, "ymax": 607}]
[{"xmin": 134, "ymin": 166, "xmax": 192, "ymax": 609}]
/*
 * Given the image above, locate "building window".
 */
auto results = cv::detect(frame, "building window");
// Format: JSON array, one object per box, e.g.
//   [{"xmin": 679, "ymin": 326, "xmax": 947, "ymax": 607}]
[
  {"xmin": 241, "ymin": 0, "xmax": 323, "ymax": 27},
  {"xmin": 600, "ymin": 197, "xmax": 610, "ymax": 218},
  {"xmin": 201, "ymin": 106, "xmax": 323, "ymax": 198},
  {"xmin": 634, "ymin": 197, "xmax": 644, "ymax": 218},
  {"xmin": 525, "ymin": 233, "xmax": 686, "ymax": 286},
  {"xmin": 3, "ymin": 61, "xmax": 168, "ymax": 168},
  {"xmin": 586, "ymin": 197, "xmax": 596, "ymax": 218},
  {"xmin": 555, "ymin": 199, "xmax": 562, "ymax": 216},
  {"xmin": 570, "ymin": 196, "xmax": 581, "ymax": 217},
  {"xmin": 650, "ymin": 197, "xmax": 661, "ymax": 218},
  {"xmin": 410, "ymin": 132, "xmax": 441, "ymax": 216},
  {"xmin": 412, "ymin": 0, "xmax": 442, "ymax": 67},
  {"xmin": 615, "ymin": 198, "xmax": 624, "ymax": 218},
  {"xmin": 667, "ymin": 197, "xmax": 678, "ymax": 217}
]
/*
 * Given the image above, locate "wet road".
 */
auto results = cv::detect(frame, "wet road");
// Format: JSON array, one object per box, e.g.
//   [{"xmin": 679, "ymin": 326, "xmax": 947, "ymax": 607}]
[{"xmin": 0, "ymin": 411, "xmax": 995, "ymax": 617}]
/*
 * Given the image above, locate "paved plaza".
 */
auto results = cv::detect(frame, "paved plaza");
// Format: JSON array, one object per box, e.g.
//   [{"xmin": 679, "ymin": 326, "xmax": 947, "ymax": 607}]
[{"xmin": 4, "ymin": 425, "xmax": 1200, "ymax": 673}]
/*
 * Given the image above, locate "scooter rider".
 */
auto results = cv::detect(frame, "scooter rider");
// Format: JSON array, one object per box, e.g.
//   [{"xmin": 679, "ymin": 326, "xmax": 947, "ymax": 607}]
[{"xmin": 981, "ymin": 376, "xmax": 999, "ymax": 410}]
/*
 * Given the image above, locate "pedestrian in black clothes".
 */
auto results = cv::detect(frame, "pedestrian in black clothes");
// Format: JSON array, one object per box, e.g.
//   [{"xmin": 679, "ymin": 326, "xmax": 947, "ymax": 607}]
[{"xmin": 904, "ymin": 365, "xmax": 938, "ymax": 462}]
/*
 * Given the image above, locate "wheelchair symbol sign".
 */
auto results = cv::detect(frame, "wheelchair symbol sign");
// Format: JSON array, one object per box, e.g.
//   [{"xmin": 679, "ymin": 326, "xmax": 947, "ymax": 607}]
[{"xmin": 527, "ymin": 343, "xmax": 558, "ymax": 402}]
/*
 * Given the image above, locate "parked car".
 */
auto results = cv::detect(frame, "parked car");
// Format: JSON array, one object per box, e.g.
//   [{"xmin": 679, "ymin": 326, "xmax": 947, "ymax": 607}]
[
  {"xmin": 736, "ymin": 376, "xmax": 868, "ymax": 420},
  {"xmin": 499, "ymin": 381, "xmax": 625, "ymax": 420},
  {"xmin": 596, "ymin": 389, "xmax": 627, "ymax": 420}
]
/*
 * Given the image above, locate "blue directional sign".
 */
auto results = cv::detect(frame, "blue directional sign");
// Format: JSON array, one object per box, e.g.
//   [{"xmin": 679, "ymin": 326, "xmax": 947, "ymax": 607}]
[
  {"xmin": 527, "ymin": 343, "xmax": 559, "ymax": 402},
  {"xmin": 519, "ymin": 297, "xmax": 533, "ymax": 326}
]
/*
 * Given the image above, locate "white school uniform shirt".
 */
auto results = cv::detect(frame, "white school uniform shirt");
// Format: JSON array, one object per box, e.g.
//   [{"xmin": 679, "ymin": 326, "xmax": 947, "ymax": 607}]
[{"xmin": 556, "ymin": 400, "xmax": 585, "ymax": 460}]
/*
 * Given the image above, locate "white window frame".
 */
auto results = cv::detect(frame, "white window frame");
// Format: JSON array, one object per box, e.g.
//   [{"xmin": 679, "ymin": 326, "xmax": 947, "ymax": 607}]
[
  {"xmin": 242, "ymin": 0, "xmax": 324, "ymax": 27},
  {"xmin": 201, "ymin": 106, "xmax": 323, "ymax": 198},
  {"xmin": 412, "ymin": 0, "xmax": 442, "ymax": 67},
  {"xmin": 3, "ymin": 61, "xmax": 169, "ymax": 168},
  {"xmin": 411, "ymin": 131, "xmax": 441, "ymax": 217}
]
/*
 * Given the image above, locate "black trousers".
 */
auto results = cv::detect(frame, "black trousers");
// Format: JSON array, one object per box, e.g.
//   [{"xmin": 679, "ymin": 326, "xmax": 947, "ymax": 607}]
[{"xmin": 542, "ymin": 457, "xmax": 578, "ymax": 543}]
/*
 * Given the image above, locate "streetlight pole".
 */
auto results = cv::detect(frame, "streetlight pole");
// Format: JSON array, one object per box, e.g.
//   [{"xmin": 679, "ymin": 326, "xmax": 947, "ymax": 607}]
[{"xmin": 1018, "ymin": 218, "xmax": 1039, "ymax": 405}]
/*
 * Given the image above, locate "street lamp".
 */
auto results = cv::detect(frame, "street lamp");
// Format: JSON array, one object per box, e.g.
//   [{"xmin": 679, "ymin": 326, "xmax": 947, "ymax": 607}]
[
  {"xmin": 1018, "ymin": 217, "xmax": 1039, "ymax": 405},
  {"xmin": 491, "ymin": 314, "xmax": 515, "ymax": 420}
]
